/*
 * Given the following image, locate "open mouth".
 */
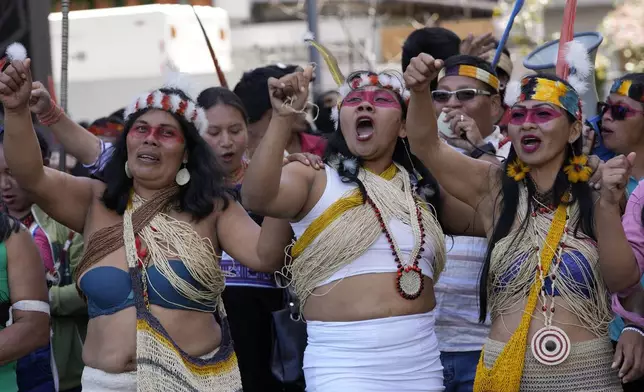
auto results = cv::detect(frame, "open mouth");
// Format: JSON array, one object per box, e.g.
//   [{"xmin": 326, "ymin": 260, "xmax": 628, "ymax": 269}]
[
  {"xmin": 600, "ymin": 127, "xmax": 614, "ymax": 136},
  {"xmin": 137, "ymin": 153, "xmax": 160, "ymax": 163},
  {"xmin": 221, "ymin": 152, "xmax": 235, "ymax": 162},
  {"xmin": 356, "ymin": 116, "xmax": 375, "ymax": 141},
  {"xmin": 520, "ymin": 135, "xmax": 542, "ymax": 153}
]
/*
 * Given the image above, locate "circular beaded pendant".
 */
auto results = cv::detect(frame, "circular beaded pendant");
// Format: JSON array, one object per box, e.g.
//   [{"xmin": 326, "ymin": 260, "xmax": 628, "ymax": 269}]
[
  {"xmin": 530, "ymin": 326, "xmax": 571, "ymax": 366},
  {"xmin": 397, "ymin": 265, "xmax": 424, "ymax": 300}
]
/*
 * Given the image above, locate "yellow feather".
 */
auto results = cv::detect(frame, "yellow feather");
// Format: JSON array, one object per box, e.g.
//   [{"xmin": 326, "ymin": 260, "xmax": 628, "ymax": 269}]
[{"xmin": 305, "ymin": 38, "xmax": 346, "ymax": 87}]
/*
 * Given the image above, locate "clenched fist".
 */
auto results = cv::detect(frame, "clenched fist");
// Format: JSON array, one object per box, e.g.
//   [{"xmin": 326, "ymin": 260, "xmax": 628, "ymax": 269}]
[
  {"xmin": 403, "ymin": 54, "xmax": 444, "ymax": 94},
  {"xmin": 601, "ymin": 152, "xmax": 636, "ymax": 206},
  {"xmin": 0, "ymin": 58, "xmax": 32, "ymax": 113}
]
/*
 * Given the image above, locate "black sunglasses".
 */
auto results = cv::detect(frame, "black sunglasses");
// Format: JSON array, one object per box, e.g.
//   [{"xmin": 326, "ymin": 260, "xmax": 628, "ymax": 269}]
[
  {"xmin": 431, "ymin": 89, "xmax": 491, "ymax": 103},
  {"xmin": 597, "ymin": 102, "xmax": 644, "ymax": 121}
]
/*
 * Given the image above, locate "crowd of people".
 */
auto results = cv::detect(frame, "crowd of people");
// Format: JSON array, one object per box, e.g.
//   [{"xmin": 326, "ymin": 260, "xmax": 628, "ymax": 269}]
[{"xmin": 0, "ymin": 16, "xmax": 643, "ymax": 392}]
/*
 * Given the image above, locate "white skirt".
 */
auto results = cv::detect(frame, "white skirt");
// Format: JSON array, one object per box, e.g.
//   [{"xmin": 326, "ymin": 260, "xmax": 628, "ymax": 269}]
[
  {"xmin": 304, "ymin": 311, "xmax": 444, "ymax": 392},
  {"xmin": 81, "ymin": 367, "xmax": 136, "ymax": 392}
]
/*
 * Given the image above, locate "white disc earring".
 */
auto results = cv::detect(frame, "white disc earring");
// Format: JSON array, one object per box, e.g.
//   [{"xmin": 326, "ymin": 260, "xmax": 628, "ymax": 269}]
[
  {"xmin": 125, "ymin": 161, "xmax": 132, "ymax": 178},
  {"xmin": 175, "ymin": 161, "xmax": 190, "ymax": 186}
]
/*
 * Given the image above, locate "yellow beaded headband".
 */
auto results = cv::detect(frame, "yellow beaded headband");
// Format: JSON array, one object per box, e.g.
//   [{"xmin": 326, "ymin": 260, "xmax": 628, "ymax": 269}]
[
  {"xmin": 437, "ymin": 65, "xmax": 500, "ymax": 91},
  {"xmin": 610, "ymin": 79, "xmax": 644, "ymax": 103}
]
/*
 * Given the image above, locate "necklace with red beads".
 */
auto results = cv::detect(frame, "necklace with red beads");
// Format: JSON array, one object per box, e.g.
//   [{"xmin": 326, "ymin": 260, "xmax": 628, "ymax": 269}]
[{"xmin": 364, "ymin": 177, "xmax": 427, "ymax": 300}]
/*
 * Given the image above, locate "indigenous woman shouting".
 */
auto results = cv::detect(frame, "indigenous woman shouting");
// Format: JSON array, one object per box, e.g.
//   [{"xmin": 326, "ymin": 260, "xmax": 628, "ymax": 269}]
[
  {"xmin": 242, "ymin": 52, "xmax": 481, "ymax": 388},
  {"xmin": 404, "ymin": 50, "xmax": 623, "ymax": 391},
  {"xmin": 0, "ymin": 56, "xmax": 290, "ymax": 391}
]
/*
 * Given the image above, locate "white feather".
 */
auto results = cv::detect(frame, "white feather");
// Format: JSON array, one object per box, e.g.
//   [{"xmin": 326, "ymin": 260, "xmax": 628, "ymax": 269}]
[
  {"xmin": 568, "ymin": 74, "xmax": 588, "ymax": 95},
  {"xmin": 162, "ymin": 69, "xmax": 197, "ymax": 99},
  {"xmin": 151, "ymin": 90, "xmax": 164, "ymax": 109},
  {"xmin": 6, "ymin": 42, "xmax": 27, "ymax": 62},
  {"xmin": 185, "ymin": 101, "xmax": 197, "ymax": 122},
  {"xmin": 303, "ymin": 31, "xmax": 315, "ymax": 41},
  {"xmin": 564, "ymin": 40, "xmax": 592, "ymax": 78},
  {"xmin": 402, "ymin": 90, "xmax": 411, "ymax": 101},
  {"xmin": 338, "ymin": 84, "xmax": 351, "ymax": 99},
  {"xmin": 378, "ymin": 74, "xmax": 391, "ymax": 87},
  {"xmin": 419, "ymin": 185, "xmax": 436, "ymax": 200},
  {"xmin": 195, "ymin": 107, "xmax": 208, "ymax": 135},
  {"xmin": 359, "ymin": 74, "xmax": 371, "ymax": 88},
  {"xmin": 504, "ymin": 80, "xmax": 522, "ymax": 107},
  {"xmin": 341, "ymin": 157, "xmax": 358, "ymax": 174},
  {"xmin": 331, "ymin": 106, "xmax": 339, "ymax": 130},
  {"xmin": 169, "ymin": 94, "xmax": 183, "ymax": 113}
]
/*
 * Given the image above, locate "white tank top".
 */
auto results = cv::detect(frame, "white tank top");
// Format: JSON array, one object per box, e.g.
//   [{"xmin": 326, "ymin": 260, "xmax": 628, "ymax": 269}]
[{"xmin": 290, "ymin": 165, "xmax": 436, "ymax": 288}]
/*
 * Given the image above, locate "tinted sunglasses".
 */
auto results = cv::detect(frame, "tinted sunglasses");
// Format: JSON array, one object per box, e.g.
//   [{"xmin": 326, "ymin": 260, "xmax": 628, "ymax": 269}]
[
  {"xmin": 431, "ymin": 89, "xmax": 491, "ymax": 103},
  {"xmin": 597, "ymin": 102, "xmax": 644, "ymax": 121}
]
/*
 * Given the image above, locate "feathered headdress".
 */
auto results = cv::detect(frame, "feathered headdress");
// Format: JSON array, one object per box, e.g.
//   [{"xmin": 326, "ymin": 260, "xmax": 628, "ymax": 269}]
[
  {"xmin": 304, "ymin": 34, "xmax": 411, "ymax": 130},
  {"xmin": 504, "ymin": 0, "xmax": 590, "ymax": 121},
  {"xmin": 123, "ymin": 70, "xmax": 208, "ymax": 135}
]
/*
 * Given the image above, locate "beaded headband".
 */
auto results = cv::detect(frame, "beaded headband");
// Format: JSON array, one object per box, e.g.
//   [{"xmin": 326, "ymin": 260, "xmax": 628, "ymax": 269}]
[
  {"xmin": 437, "ymin": 65, "xmax": 500, "ymax": 91},
  {"xmin": 123, "ymin": 89, "xmax": 208, "ymax": 136},
  {"xmin": 508, "ymin": 75, "xmax": 582, "ymax": 120},
  {"xmin": 610, "ymin": 79, "xmax": 644, "ymax": 103}
]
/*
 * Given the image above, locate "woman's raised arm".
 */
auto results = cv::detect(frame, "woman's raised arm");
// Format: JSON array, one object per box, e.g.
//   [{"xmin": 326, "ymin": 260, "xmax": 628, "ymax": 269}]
[
  {"xmin": 0, "ymin": 59, "xmax": 94, "ymax": 234},
  {"xmin": 0, "ymin": 225, "xmax": 49, "ymax": 365},
  {"xmin": 404, "ymin": 54, "xmax": 499, "ymax": 210}
]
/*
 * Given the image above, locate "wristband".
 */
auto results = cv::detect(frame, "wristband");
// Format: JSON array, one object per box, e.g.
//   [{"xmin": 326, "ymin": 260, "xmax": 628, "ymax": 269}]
[
  {"xmin": 622, "ymin": 325, "xmax": 644, "ymax": 338},
  {"xmin": 36, "ymin": 99, "xmax": 63, "ymax": 126},
  {"xmin": 470, "ymin": 142, "xmax": 496, "ymax": 159}
]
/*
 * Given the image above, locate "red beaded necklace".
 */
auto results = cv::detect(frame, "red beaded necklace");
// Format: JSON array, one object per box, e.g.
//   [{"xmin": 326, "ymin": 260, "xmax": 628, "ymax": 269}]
[{"xmin": 365, "ymin": 194, "xmax": 427, "ymax": 300}]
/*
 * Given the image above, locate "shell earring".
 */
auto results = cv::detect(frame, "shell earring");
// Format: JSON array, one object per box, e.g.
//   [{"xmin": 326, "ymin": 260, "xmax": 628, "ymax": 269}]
[
  {"xmin": 125, "ymin": 161, "xmax": 132, "ymax": 178},
  {"xmin": 175, "ymin": 159, "xmax": 190, "ymax": 186}
]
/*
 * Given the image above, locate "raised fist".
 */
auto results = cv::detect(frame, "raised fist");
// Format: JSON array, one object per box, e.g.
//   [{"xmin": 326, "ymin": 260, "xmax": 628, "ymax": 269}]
[{"xmin": 403, "ymin": 54, "xmax": 444, "ymax": 94}]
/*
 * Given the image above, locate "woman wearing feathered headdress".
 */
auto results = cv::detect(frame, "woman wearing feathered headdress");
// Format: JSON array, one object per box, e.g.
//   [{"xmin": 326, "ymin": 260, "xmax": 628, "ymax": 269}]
[
  {"xmin": 403, "ymin": 24, "xmax": 625, "ymax": 392},
  {"xmin": 241, "ymin": 36, "xmax": 487, "ymax": 389}
]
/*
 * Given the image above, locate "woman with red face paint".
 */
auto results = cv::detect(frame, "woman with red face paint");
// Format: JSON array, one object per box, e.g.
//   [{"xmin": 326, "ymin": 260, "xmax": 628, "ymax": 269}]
[
  {"xmin": 0, "ymin": 54, "xmax": 294, "ymax": 391},
  {"xmin": 241, "ymin": 44, "xmax": 485, "ymax": 388},
  {"xmin": 404, "ymin": 46, "xmax": 624, "ymax": 389}
]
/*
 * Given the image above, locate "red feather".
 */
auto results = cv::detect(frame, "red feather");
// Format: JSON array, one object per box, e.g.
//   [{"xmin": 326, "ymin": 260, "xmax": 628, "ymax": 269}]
[{"xmin": 556, "ymin": 0, "xmax": 577, "ymax": 80}]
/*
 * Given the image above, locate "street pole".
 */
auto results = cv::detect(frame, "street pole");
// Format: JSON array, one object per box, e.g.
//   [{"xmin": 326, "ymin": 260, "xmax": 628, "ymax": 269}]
[
  {"xmin": 58, "ymin": 0, "xmax": 69, "ymax": 172},
  {"xmin": 306, "ymin": 0, "xmax": 321, "ymax": 95}
]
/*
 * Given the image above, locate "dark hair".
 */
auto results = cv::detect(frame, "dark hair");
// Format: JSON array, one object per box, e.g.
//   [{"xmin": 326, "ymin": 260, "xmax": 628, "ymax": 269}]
[
  {"xmin": 197, "ymin": 87, "xmax": 249, "ymax": 125},
  {"xmin": 0, "ymin": 211, "xmax": 19, "ymax": 243},
  {"xmin": 0, "ymin": 126, "xmax": 50, "ymax": 159},
  {"xmin": 441, "ymin": 55, "xmax": 499, "ymax": 93},
  {"xmin": 478, "ymin": 74, "xmax": 595, "ymax": 322},
  {"xmin": 233, "ymin": 64, "xmax": 299, "ymax": 124},
  {"xmin": 100, "ymin": 87, "xmax": 231, "ymax": 218},
  {"xmin": 110, "ymin": 108, "xmax": 126, "ymax": 121},
  {"xmin": 323, "ymin": 76, "xmax": 443, "ymax": 219},
  {"xmin": 402, "ymin": 27, "xmax": 461, "ymax": 91}
]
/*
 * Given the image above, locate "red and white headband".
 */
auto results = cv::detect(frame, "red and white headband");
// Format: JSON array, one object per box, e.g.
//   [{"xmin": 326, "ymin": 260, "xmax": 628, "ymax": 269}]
[{"xmin": 123, "ymin": 89, "xmax": 208, "ymax": 135}]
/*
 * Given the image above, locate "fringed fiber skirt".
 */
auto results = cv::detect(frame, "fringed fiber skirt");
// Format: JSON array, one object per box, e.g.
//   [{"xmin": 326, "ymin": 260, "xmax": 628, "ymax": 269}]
[
  {"xmin": 303, "ymin": 311, "xmax": 444, "ymax": 391},
  {"xmin": 482, "ymin": 337, "xmax": 621, "ymax": 391}
]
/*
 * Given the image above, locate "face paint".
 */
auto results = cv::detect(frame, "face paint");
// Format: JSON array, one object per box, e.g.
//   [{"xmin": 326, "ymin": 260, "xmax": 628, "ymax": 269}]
[
  {"xmin": 342, "ymin": 89, "xmax": 401, "ymax": 109},
  {"xmin": 509, "ymin": 106, "xmax": 563, "ymax": 126},
  {"xmin": 129, "ymin": 123, "xmax": 185, "ymax": 144}
]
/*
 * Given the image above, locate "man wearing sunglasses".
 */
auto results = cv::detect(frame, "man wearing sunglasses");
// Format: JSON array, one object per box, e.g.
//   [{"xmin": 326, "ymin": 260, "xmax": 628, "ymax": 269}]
[
  {"xmin": 433, "ymin": 55, "xmax": 509, "ymax": 164},
  {"xmin": 598, "ymin": 73, "xmax": 644, "ymax": 392}
]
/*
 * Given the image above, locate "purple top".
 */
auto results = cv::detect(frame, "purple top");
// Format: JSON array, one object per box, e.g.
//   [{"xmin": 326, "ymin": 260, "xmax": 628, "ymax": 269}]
[{"xmin": 613, "ymin": 180, "xmax": 644, "ymax": 327}]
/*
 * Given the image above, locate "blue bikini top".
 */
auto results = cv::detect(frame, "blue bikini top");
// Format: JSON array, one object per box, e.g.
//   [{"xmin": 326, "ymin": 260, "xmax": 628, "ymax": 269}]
[
  {"xmin": 79, "ymin": 260, "xmax": 216, "ymax": 319},
  {"xmin": 497, "ymin": 249, "xmax": 594, "ymax": 298}
]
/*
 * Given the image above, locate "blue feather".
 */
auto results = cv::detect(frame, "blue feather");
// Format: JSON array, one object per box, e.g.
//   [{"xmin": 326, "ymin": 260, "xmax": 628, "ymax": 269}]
[
  {"xmin": 560, "ymin": 88, "xmax": 580, "ymax": 117},
  {"xmin": 492, "ymin": 0, "xmax": 526, "ymax": 69}
]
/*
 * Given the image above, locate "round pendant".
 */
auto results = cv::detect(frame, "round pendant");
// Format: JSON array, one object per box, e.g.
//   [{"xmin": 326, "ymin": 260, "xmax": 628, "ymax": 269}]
[
  {"xmin": 530, "ymin": 326, "xmax": 570, "ymax": 366},
  {"xmin": 396, "ymin": 266, "xmax": 424, "ymax": 300}
]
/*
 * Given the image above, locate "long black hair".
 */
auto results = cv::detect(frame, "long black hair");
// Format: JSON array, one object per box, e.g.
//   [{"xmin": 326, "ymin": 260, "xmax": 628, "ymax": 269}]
[
  {"xmin": 478, "ymin": 75, "xmax": 596, "ymax": 322},
  {"xmin": 100, "ymin": 87, "xmax": 231, "ymax": 219},
  {"xmin": 323, "ymin": 73, "xmax": 443, "ymax": 218}
]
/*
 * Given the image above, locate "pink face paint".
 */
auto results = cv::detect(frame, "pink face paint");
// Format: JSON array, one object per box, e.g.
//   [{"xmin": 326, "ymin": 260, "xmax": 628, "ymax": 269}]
[
  {"xmin": 342, "ymin": 89, "xmax": 401, "ymax": 109},
  {"xmin": 128, "ymin": 123, "xmax": 185, "ymax": 144},
  {"xmin": 509, "ymin": 107, "xmax": 563, "ymax": 126}
]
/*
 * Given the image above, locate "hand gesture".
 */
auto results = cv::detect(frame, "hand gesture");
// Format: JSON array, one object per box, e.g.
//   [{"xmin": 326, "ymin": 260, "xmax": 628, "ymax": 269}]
[
  {"xmin": 403, "ymin": 54, "xmax": 444, "ymax": 93},
  {"xmin": 601, "ymin": 152, "xmax": 636, "ymax": 206},
  {"xmin": 442, "ymin": 109, "xmax": 484, "ymax": 150},
  {"xmin": 613, "ymin": 327, "xmax": 644, "ymax": 383},
  {"xmin": 461, "ymin": 33, "xmax": 496, "ymax": 58},
  {"xmin": 283, "ymin": 152, "xmax": 323, "ymax": 169},
  {"xmin": 29, "ymin": 81, "xmax": 53, "ymax": 115},
  {"xmin": 268, "ymin": 65, "xmax": 314, "ymax": 118},
  {"xmin": 0, "ymin": 59, "xmax": 32, "ymax": 113}
]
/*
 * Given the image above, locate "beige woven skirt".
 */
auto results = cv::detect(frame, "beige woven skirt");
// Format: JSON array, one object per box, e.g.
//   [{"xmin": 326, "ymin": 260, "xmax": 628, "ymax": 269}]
[{"xmin": 482, "ymin": 337, "xmax": 621, "ymax": 392}]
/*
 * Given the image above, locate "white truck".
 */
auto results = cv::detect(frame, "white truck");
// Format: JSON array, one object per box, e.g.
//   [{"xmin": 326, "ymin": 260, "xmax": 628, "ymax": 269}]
[{"xmin": 48, "ymin": 4, "xmax": 232, "ymax": 122}]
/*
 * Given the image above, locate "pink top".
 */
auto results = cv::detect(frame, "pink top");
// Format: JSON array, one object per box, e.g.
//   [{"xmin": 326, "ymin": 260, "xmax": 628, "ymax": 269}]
[
  {"xmin": 33, "ymin": 226, "xmax": 55, "ymax": 274},
  {"xmin": 612, "ymin": 180, "xmax": 644, "ymax": 327}
]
